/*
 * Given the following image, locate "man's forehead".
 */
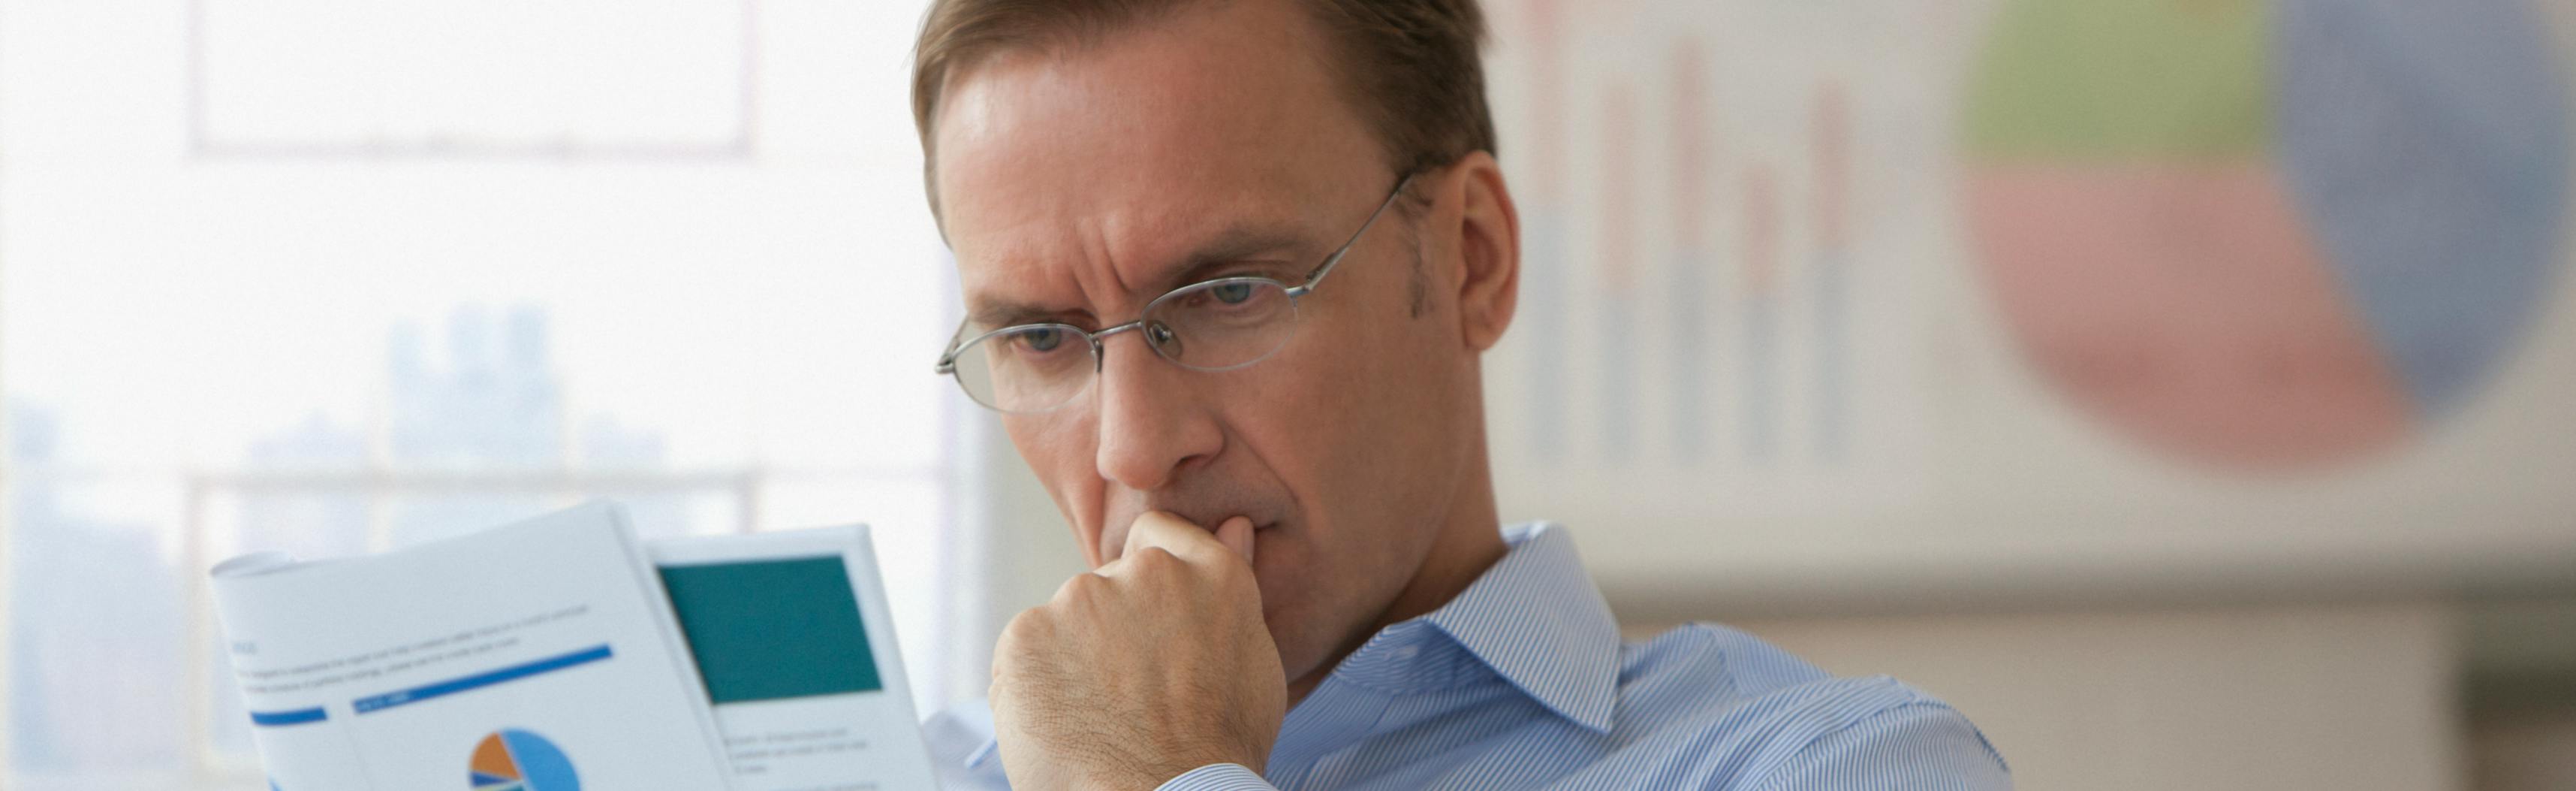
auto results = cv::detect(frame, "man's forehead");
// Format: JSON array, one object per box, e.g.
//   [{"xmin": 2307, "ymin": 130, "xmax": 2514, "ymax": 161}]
[
  {"xmin": 926, "ymin": 0, "xmax": 1371, "ymax": 234},
  {"xmin": 932, "ymin": 2, "xmax": 1377, "ymax": 322},
  {"xmin": 931, "ymin": 56, "xmax": 1342, "ymax": 228}
]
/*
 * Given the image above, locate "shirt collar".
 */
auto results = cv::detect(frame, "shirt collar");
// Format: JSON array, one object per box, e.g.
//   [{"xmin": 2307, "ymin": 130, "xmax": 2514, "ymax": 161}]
[{"xmin": 1413, "ymin": 522, "xmax": 1620, "ymax": 733}]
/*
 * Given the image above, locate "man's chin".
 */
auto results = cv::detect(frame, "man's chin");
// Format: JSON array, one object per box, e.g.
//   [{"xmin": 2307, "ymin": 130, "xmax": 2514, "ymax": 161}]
[{"xmin": 1262, "ymin": 602, "xmax": 1351, "ymax": 683}]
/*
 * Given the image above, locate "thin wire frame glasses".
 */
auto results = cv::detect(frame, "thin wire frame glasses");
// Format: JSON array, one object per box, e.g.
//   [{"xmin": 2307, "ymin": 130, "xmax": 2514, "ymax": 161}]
[{"xmin": 936, "ymin": 174, "xmax": 1414, "ymax": 413}]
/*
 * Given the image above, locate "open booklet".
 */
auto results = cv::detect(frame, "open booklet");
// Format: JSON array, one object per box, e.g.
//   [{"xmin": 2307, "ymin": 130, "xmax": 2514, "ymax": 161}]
[{"xmin": 209, "ymin": 501, "xmax": 941, "ymax": 791}]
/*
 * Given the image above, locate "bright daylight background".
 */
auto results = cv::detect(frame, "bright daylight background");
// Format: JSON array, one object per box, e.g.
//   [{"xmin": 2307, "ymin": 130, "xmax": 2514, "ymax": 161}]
[
  {"xmin": 0, "ymin": 1, "xmax": 963, "ymax": 788},
  {"xmin": 11, "ymin": 2, "xmax": 2576, "ymax": 790}
]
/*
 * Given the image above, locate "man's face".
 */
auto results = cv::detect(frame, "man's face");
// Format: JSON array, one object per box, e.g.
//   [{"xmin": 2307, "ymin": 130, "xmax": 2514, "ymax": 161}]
[{"xmin": 932, "ymin": 0, "xmax": 1485, "ymax": 684}]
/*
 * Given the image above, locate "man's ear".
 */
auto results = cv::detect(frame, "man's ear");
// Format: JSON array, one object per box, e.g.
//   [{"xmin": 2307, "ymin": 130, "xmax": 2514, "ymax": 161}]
[{"xmin": 1439, "ymin": 151, "xmax": 1520, "ymax": 352}]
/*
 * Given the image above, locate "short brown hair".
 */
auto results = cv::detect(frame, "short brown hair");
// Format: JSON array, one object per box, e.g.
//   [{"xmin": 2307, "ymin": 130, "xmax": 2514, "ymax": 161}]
[{"xmin": 910, "ymin": 0, "xmax": 1494, "ymax": 208}]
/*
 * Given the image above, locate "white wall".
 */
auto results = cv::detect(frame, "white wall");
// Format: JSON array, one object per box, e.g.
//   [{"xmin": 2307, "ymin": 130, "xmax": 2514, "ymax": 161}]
[
  {"xmin": 2473, "ymin": 714, "xmax": 2576, "ymax": 791},
  {"xmin": 1711, "ymin": 602, "xmax": 2463, "ymax": 791}
]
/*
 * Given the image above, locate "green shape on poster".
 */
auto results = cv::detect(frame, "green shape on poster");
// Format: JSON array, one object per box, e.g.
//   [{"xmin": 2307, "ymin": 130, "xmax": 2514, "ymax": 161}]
[{"xmin": 1965, "ymin": 0, "xmax": 2273, "ymax": 160}]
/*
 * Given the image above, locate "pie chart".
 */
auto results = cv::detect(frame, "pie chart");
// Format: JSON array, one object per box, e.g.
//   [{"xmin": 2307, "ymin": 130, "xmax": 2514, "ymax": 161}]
[
  {"xmin": 1963, "ymin": 0, "xmax": 2569, "ymax": 469},
  {"xmin": 469, "ymin": 729, "xmax": 580, "ymax": 791}
]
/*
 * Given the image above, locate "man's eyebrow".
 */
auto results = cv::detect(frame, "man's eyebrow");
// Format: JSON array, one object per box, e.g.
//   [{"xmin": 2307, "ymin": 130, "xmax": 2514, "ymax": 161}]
[
  {"xmin": 965, "ymin": 299, "xmax": 1073, "ymax": 332},
  {"xmin": 966, "ymin": 225, "xmax": 1312, "ymax": 330},
  {"xmin": 1142, "ymin": 225, "xmax": 1312, "ymax": 294}
]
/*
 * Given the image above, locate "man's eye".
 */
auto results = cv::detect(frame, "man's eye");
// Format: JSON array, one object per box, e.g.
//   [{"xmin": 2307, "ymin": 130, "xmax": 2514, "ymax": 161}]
[
  {"xmin": 1020, "ymin": 328, "xmax": 1065, "ymax": 352},
  {"xmin": 1212, "ymin": 282, "xmax": 1256, "ymax": 304}
]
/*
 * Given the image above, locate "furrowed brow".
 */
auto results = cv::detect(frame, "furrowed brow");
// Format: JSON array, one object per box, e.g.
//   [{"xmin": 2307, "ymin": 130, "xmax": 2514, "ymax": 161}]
[
  {"xmin": 963, "ymin": 225, "xmax": 1312, "ymax": 331},
  {"xmin": 1141, "ymin": 225, "xmax": 1311, "ymax": 294},
  {"xmin": 964, "ymin": 300, "xmax": 1071, "ymax": 331}
]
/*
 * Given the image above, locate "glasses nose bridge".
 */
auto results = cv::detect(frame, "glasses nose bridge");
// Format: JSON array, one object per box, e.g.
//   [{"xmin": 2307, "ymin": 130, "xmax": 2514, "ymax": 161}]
[{"xmin": 1086, "ymin": 317, "xmax": 1169, "ymax": 372}]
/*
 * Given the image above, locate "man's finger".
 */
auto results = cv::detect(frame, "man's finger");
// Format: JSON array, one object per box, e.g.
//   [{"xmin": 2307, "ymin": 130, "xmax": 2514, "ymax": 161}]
[{"xmin": 1119, "ymin": 511, "xmax": 1246, "ymax": 570}]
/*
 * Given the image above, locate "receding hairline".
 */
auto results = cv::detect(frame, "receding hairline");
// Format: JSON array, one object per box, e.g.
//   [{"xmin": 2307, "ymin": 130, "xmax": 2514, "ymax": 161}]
[
  {"xmin": 914, "ymin": 2, "xmax": 1222, "ymax": 220},
  {"xmin": 911, "ymin": 0, "xmax": 1495, "ymax": 225}
]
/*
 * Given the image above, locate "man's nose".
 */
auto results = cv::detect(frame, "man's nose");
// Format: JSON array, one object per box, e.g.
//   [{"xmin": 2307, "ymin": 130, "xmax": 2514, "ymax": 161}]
[{"xmin": 1092, "ymin": 328, "xmax": 1222, "ymax": 492}]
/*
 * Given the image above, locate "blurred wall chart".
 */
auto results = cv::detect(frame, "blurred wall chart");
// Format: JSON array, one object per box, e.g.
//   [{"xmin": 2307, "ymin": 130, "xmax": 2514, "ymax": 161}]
[
  {"xmin": 1966, "ymin": 0, "xmax": 2566, "ymax": 469},
  {"xmin": 1481, "ymin": 0, "xmax": 2576, "ymax": 602}
]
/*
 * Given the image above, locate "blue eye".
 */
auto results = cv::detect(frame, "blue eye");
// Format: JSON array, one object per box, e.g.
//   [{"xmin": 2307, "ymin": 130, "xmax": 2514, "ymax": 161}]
[
  {"xmin": 1022, "ymin": 328, "xmax": 1065, "ymax": 352},
  {"xmin": 1212, "ymin": 282, "xmax": 1256, "ymax": 304}
]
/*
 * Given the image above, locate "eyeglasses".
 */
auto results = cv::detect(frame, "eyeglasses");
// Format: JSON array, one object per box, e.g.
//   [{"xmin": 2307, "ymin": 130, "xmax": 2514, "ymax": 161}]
[{"xmin": 936, "ymin": 175, "xmax": 1414, "ymax": 413}]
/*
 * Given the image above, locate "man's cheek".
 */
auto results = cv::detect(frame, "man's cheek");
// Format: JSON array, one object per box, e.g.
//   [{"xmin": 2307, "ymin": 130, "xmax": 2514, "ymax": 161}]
[{"xmin": 1252, "ymin": 552, "xmax": 1317, "ymax": 616}]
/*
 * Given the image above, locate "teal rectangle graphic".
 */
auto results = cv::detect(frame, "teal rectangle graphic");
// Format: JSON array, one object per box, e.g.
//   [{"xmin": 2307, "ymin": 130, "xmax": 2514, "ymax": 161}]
[{"xmin": 661, "ymin": 556, "xmax": 882, "ymax": 704}]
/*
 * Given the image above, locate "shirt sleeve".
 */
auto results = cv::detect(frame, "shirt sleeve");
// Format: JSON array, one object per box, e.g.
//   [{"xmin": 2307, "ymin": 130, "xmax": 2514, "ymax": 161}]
[
  {"xmin": 1154, "ymin": 763, "xmax": 1281, "ymax": 791},
  {"xmin": 921, "ymin": 702, "xmax": 1013, "ymax": 791},
  {"xmin": 1752, "ymin": 702, "xmax": 2013, "ymax": 791}
]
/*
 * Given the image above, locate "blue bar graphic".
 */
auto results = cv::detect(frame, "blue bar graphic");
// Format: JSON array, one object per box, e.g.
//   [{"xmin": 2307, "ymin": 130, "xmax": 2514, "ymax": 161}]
[
  {"xmin": 351, "ymin": 644, "xmax": 613, "ymax": 714},
  {"xmin": 249, "ymin": 707, "xmax": 327, "ymax": 727}
]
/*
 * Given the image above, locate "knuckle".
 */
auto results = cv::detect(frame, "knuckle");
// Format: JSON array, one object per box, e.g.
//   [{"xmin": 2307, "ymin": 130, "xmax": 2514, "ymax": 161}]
[
  {"xmin": 996, "ymin": 612, "xmax": 1026, "ymax": 647},
  {"xmin": 1051, "ymin": 572, "xmax": 1103, "ymax": 604},
  {"xmin": 1132, "ymin": 546, "xmax": 1186, "ymax": 573},
  {"xmin": 999, "ymin": 608, "xmax": 1048, "ymax": 649}
]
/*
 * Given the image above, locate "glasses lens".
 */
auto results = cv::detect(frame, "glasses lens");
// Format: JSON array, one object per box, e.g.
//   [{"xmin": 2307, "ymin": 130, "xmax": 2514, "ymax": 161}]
[
  {"xmin": 1143, "ymin": 278, "xmax": 1298, "ymax": 370},
  {"xmin": 950, "ymin": 324, "xmax": 1095, "ymax": 412}
]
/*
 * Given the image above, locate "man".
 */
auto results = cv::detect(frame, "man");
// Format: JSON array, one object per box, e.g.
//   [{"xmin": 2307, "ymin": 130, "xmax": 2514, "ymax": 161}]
[{"xmin": 913, "ymin": 0, "xmax": 2009, "ymax": 788}]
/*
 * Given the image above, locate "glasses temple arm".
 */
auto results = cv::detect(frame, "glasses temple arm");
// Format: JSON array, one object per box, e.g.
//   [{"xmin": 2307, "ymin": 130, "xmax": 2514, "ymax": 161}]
[
  {"xmin": 1297, "ymin": 174, "xmax": 1415, "ymax": 292},
  {"xmin": 933, "ymin": 319, "xmax": 970, "ymax": 373}
]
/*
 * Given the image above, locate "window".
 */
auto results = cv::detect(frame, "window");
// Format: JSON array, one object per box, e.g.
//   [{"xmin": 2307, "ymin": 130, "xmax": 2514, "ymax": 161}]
[{"xmin": 0, "ymin": 2, "xmax": 954, "ymax": 787}]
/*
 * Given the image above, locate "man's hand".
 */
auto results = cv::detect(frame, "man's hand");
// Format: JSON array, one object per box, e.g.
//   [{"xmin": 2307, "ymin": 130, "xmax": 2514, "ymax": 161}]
[{"xmin": 991, "ymin": 512, "xmax": 1285, "ymax": 790}]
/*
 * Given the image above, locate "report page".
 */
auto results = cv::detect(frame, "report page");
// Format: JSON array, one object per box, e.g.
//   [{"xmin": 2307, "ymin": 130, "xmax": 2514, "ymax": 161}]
[
  {"xmin": 652, "ymin": 526, "xmax": 941, "ymax": 791},
  {"xmin": 210, "ymin": 503, "xmax": 736, "ymax": 791}
]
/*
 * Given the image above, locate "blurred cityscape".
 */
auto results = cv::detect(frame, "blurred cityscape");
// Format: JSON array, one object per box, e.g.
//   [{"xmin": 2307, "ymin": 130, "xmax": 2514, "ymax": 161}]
[
  {"xmin": 7, "ymin": 305, "xmax": 680, "ymax": 772},
  {"xmin": 4, "ymin": 406, "xmax": 178, "ymax": 770}
]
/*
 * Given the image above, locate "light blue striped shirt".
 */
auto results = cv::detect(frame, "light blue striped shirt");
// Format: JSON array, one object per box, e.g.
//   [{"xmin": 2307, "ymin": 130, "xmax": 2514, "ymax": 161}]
[{"xmin": 924, "ymin": 523, "xmax": 2010, "ymax": 789}]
